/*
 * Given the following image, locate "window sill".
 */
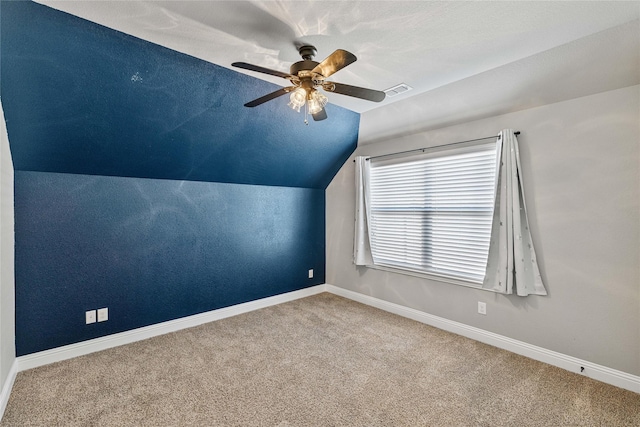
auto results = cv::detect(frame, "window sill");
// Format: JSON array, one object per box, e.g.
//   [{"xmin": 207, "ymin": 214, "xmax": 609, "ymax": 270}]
[{"xmin": 363, "ymin": 263, "xmax": 484, "ymax": 290}]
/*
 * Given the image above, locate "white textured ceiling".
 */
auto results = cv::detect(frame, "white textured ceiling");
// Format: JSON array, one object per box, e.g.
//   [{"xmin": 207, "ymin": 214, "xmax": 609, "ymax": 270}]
[{"xmin": 36, "ymin": 1, "xmax": 640, "ymax": 118}]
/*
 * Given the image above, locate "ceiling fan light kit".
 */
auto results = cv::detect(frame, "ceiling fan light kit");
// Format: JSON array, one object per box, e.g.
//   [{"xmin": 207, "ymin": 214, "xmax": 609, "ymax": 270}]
[{"xmin": 232, "ymin": 44, "xmax": 385, "ymax": 124}]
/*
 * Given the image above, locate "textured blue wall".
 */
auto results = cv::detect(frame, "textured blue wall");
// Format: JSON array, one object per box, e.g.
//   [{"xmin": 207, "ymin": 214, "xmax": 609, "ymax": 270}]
[
  {"xmin": 15, "ymin": 171, "xmax": 325, "ymax": 355},
  {"xmin": 3, "ymin": 2, "xmax": 358, "ymax": 355}
]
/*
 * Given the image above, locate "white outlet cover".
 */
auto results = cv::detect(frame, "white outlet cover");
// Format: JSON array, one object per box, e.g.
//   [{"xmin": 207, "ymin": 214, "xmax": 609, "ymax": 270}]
[
  {"xmin": 478, "ymin": 302, "xmax": 487, "ymax": 315},
  {"xmin": 85, "ymin": 310, "xmax": 96, "ymax": 324},
  {"xmin": 308, "ymin": 269, "xmax": 314, "ymax": 279},
  {"xmin": 97, "ymin": 307, "xmax": 108, "ymax": 322}
]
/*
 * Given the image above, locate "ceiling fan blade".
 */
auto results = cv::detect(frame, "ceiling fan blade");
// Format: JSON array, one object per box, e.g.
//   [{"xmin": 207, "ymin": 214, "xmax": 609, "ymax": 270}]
[
  {"xmin": 244, "ymin": 87, "xmax": 293, "ymax": 107},
  {"xmin": 312, "ymin": 49, "xmax": 357, "ymax": 78},
  {"xmin": 232, "ymin": 62, "xmax": 293, "ymax": 80},
  {"xmin": 312, "ymin": 108, "xmax": 328, "ymax": 121},
  {"xmin": 324, "ymin": 82, "xmax": 386, "ymax": 102}
]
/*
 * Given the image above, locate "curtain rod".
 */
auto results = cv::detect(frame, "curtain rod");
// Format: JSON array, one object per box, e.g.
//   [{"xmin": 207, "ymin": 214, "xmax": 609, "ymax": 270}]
[{"xmin": 354, "ymin": 131, "xmax": 520, "ymax": 162}]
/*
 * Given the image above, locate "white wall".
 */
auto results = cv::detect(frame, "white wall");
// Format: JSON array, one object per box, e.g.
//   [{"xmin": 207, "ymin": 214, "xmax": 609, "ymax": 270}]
[
  {"xmin": 0, "ymin": 100, "xmax": 16, "ymax": 392},
  {"xmin": 326, "ymin": 85, "xmax": 640, "ymax": 376}
]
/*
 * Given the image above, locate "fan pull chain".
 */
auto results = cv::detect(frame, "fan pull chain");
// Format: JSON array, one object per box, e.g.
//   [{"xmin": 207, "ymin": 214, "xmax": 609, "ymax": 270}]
[{"xmin": 304, "ymin": 101, "xmax": 309, "ymax": 125}]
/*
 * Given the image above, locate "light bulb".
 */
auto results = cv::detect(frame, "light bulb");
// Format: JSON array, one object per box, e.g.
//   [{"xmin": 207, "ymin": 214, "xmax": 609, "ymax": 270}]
[
  {"xmin": 307, "ymin": 90, "xmax": 328, "ymax": 115},
  {"xmin": 288, "ymin": 88, "xmax": 306, "ymax": 112}
]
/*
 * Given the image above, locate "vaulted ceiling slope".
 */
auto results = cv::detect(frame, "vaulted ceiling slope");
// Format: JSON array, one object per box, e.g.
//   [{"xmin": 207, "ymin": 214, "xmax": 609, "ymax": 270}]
[
  {"xmin": 0, "ymin": 1, "xmax": 359, "ymax": 189},
  {"xmin": 360, "ymin": 19, "xmax": 640, "ymax": 143}
]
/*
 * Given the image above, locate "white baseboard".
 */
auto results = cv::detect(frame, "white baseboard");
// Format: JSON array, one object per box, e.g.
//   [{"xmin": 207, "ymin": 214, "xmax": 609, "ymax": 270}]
[
  {"xmin": 0, "ymin": 360, "xmax": 18, "ymax": 421},
  {"xmin": 324, "ymin": 284, "xmax": 640, "ymax": 394},
  {"xmin": 17, "ymin": 285, "xmax": 325, "ymax": 372}
]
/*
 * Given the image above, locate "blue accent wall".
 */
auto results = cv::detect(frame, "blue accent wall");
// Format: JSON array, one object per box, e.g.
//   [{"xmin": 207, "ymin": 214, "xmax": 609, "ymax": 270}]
[
  {"xmin": 15, "ymin": 171, "xmax": 326, "ymax": 356},
  {"xmin": 2, "ymin": 2, "xmax": 358, "ymax": 355}
]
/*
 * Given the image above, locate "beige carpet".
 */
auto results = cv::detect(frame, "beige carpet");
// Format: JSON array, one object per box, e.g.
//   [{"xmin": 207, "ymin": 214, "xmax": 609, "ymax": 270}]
[{"xmin": 2, "ymin": 293, "xmax": 639, "ymax": 426}]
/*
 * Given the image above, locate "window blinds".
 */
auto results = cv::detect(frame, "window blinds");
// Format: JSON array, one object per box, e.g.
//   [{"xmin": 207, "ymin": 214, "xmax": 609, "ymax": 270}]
[{"xmin": 368, "ymin": 142, "xmax": 498, "ymax": 284}]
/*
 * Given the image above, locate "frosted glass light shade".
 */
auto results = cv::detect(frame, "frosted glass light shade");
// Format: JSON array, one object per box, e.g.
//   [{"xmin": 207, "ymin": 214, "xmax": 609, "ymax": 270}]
[
  {"xmin": 288, "ymin": 88, "xmax": 306, "ymax": 112},
  {"xmin": 307, "ymin": 90, "xmax": 328, "ymax": 114}
]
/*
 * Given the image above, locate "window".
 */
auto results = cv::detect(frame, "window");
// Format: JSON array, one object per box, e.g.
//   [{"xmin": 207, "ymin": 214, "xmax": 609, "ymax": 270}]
[{"xmin": 367, "ymin": 142, "xmax": 497, "ymax": 285}]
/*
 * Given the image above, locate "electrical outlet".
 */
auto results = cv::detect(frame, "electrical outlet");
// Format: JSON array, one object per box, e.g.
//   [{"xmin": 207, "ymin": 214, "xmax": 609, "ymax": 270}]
[
  {"xmin": 86, "ymin": 310, "xmax": 96, "ymax": 324},
  {"xmin": 478, "ymin": 302, "xmax": 487, "ymax": 315},
  {"xmin": 97, "ymin": 307, "xmax": 108, "ymax": 322},
  {"xmin": 308, "ymin": 269, "xmax": 314, "ymax": 279}
]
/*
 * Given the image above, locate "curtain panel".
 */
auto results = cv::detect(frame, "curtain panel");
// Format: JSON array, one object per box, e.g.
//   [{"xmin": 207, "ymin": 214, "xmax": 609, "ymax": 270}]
[
  {"xmin": 353, "ymin": 156, "xmax": 373, "ymax": 266},
  {"xmin": 482, "ymin": 129, "xmax": 547, "ymax": 296}
]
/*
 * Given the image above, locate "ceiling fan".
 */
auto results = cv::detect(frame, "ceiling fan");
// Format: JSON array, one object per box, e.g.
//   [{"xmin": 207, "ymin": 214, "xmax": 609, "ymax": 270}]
[{"xmin": 232, "ymin": 45, "xmax": 386, "ymax": 123}]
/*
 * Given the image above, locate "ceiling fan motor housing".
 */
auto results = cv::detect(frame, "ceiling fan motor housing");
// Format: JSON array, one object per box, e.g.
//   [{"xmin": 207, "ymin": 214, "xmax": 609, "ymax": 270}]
[
  {"xmin": 291, "ymin": 44, "xmax": 322, "ymax": 81},
  {"xmin": 290, "ymin": 60, "xmax": 320, "ymax": 77}
]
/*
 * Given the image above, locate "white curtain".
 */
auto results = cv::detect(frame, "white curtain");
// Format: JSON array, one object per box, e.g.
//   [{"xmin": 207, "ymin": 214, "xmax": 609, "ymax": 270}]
[
  {"xmin": 482, "ymin": 130, "xmax": 547, "ymax": 296},
  {"xmin": 353, "ymin": 156, "xmax": 373, "ymax": 266}
]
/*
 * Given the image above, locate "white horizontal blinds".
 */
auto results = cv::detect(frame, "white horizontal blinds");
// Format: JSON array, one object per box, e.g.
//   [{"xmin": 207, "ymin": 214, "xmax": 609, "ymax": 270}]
[{"xmin": 368, "ymin": 142, "xmax": 497, "ymax": 283}]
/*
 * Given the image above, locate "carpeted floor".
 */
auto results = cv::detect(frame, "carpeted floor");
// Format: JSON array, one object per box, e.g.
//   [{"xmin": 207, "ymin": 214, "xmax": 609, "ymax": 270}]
[{"xmin": 2, "ymin": 293, "xmax": 639, "ymax": 426}]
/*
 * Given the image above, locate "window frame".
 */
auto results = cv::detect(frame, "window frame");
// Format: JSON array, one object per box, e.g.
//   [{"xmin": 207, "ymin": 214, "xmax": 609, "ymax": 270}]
[{"xmin": 364, "ymin": 140, "xmax": 499, "ymax": 288}]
